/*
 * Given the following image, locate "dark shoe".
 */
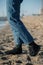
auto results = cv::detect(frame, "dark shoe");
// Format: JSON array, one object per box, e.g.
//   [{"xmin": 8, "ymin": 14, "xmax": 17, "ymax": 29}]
[
  {"xmin": 5, "ymin": 44, "xmax": 22, "ymax": 55},
  {"xmin": 0, "ymin": 51, "xmax": 4, "ymax": 54},
  {"xmin": 29, "ymin": 41, "xmax": 40, "ymax": 56}
]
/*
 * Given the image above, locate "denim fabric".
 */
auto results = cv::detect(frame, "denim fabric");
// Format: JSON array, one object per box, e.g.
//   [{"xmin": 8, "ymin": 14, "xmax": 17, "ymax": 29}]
[{"xmin": 6, "ymin": 0, "xmax": 34, "ymax": 45}]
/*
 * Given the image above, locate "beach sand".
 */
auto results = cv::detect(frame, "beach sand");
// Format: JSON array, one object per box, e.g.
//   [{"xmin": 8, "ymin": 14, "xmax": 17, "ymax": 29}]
[{"xmin": 0, "ymin": 15, "xmax": 43, "ymax": 65}]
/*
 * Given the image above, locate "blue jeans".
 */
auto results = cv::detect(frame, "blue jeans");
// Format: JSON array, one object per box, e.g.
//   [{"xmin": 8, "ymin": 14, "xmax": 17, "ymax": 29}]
[{"xmin": 6, "ymin": 0, "xmax": 34, "ymax": 45}]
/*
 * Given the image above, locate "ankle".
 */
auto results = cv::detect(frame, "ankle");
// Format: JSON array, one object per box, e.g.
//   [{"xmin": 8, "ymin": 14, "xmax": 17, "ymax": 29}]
[
  {"xmin": 29, "ymin": 41, "xmax": 35, "ymax": 46},
  {"xmin": 16, "ymin": 44, "xmax": 22, "ymax": 48}
]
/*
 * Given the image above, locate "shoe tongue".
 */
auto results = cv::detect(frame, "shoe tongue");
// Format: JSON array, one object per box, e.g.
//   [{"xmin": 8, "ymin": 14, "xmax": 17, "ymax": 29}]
[
  {"xmin": 29, "ymin": 42, "xmax": 33, "ymax": 45},
  {"xmin": 16, "ymin": 44, "xmax": 21, "ymax": 48},
  {"xmin": 29, "ymin": 41, "xmax": 35, "ymax": 46},
  {"xmin": 16, "ymin": 45, "xmax": 19, "ymax": 48}
]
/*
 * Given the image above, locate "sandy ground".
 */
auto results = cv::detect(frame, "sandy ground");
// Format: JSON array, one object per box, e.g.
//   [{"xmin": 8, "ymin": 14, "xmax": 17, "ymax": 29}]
[{"xmin": 0, "ymin": 15, "xmax": 43, "ymax": 65}]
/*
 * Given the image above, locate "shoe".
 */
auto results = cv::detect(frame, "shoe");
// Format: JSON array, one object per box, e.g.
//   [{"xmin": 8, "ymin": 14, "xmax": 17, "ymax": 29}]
[
  {"xmin": 5, "ymin": 44, "xmax": 22, "ymax": 55},
  {"xmin": 0, "ymin": 51, "xmax": 4, "ymax": 54},
  {"xmin": 29, "ymin": 41, "xmax": 40, "ymax": 56}
]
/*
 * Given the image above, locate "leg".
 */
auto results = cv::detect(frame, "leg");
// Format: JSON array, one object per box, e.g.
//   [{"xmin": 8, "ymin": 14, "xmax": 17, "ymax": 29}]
[
  {"xmin": 16, "ymin": 20, "xmax": 34, "ymax": 44},
  {"xmin": 5, "ymin": 0, "xmax": 23, "ymax": 55},
  {"xmin": 6, "ymin": 0, "xmax": 23, "ymax": 45},
  {"xmin": 6, "ymin": 0, "xmax": 33, "ymax": 45},
  {"xmin": 6, "ymin": 0, "xmax": 40, "ymax": 56}
]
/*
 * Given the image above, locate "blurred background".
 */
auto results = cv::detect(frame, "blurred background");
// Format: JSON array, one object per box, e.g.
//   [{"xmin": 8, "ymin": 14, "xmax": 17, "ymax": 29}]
[
  {"xmin": 0, "ymin": 0, "xmax": 41, "ymax": 17},
  {"xmin": 0, "ymin": 0, "xmax": 43, "ymax": 29}
]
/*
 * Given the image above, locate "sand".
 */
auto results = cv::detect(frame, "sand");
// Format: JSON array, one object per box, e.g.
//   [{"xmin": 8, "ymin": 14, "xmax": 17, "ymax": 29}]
[{"xmin": 0, "ymin": 15, "xmax": 43, "ymax": 65}]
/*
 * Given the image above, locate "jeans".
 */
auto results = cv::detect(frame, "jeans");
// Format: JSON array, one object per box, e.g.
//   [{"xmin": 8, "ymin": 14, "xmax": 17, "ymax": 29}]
[{"xmin": 6, "ymin": 0, "xmax": 34, "ymax": 45}]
